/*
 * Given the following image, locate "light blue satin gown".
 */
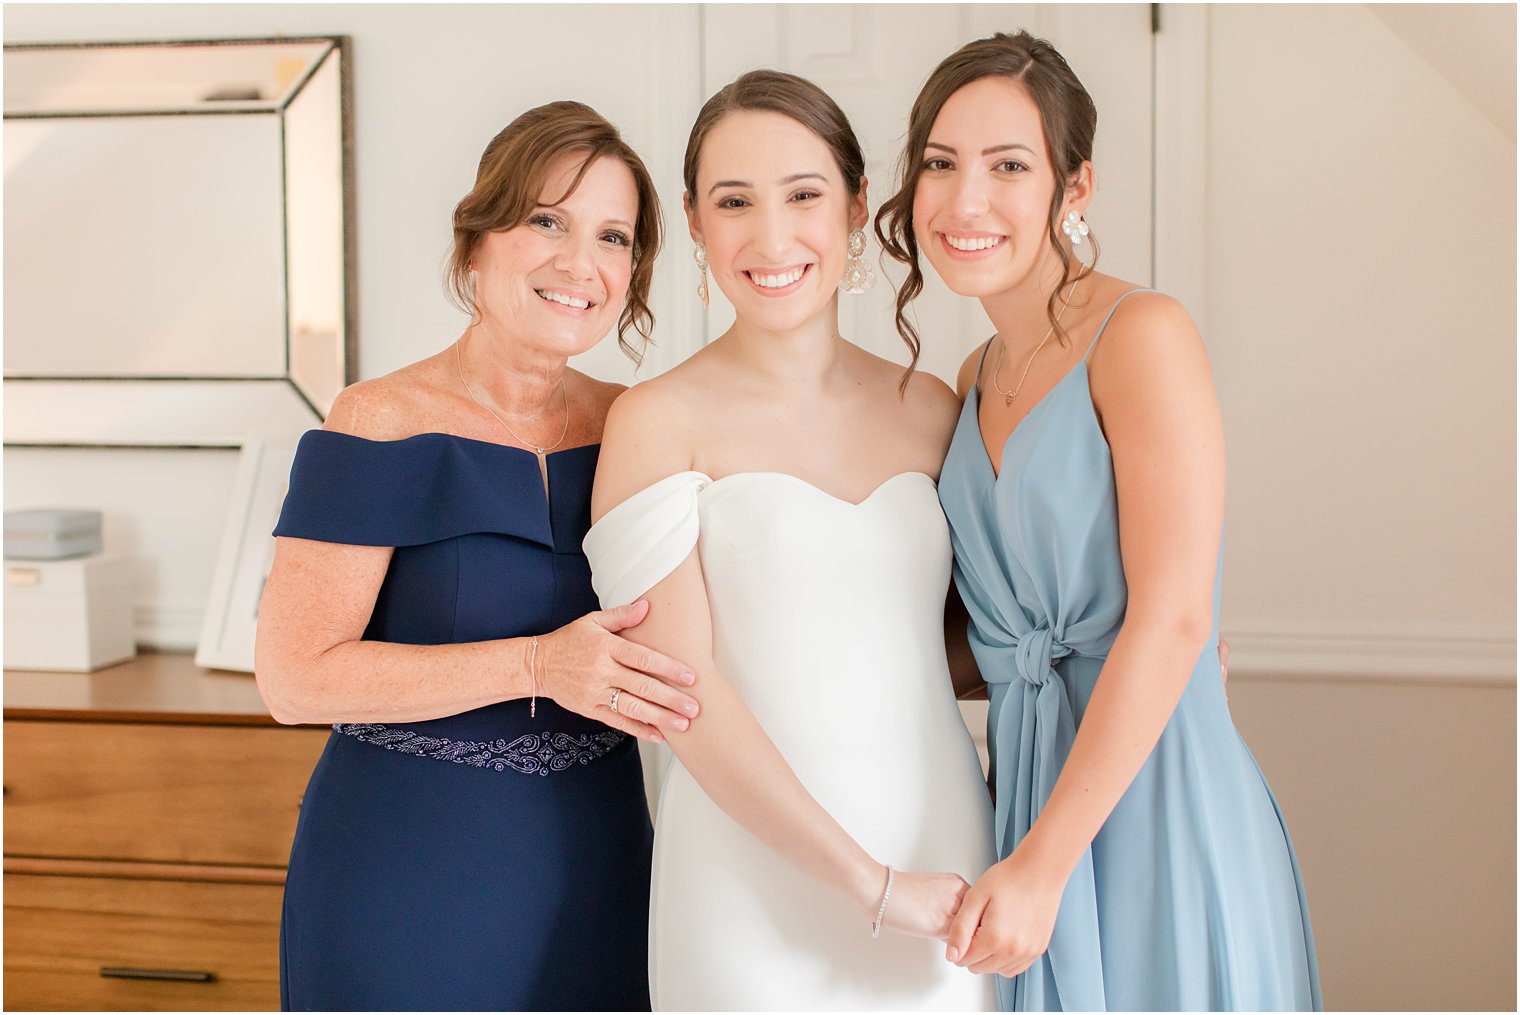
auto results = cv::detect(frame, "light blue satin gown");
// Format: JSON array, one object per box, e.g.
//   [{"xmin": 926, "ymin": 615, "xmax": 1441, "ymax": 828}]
[{"xmin": 938, "ymin": 291, "xmax": 1321, "ymax": 1011}]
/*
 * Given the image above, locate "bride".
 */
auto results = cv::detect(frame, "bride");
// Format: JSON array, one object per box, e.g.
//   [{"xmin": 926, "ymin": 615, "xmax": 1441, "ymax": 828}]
[{"xmin": 585, "ymin": 71, "xmax": 995, "ymax": 1010}]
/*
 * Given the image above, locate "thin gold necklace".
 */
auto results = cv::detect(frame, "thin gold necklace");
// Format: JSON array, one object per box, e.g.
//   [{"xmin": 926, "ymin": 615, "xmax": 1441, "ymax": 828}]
[
  {"xmin": 454, "ymin": 340, "xmax": 570, "ymax": 456},
  {"xmin": 990, "ymin": 278, "xmax": 1081, "ymax": 408}
]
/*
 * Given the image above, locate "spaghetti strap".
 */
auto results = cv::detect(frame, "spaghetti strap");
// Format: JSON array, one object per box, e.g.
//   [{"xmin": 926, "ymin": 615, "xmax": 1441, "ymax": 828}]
[
  {"xmin": 1084, "ymin": 288, "xmax": 1158, "ymax": 360},
  {"xmin": 973, "ymin": 336, "xmax": 996, "ymax": 385}
]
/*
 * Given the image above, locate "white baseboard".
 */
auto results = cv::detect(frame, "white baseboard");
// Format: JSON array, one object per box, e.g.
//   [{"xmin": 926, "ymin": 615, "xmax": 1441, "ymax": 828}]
[
  {"xmin": 1224, "ymin": 621, "xmax": 1516, "ymax": 684},
  {"xmin": 134, "ymin": 604, "xmax": 203, "ymax": 653}
]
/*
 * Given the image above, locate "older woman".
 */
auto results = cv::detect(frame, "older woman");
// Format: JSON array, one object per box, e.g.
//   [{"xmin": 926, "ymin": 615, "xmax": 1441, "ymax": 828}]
[{"xmin": 254, "ymin": 101, "xmax": 699, "ymax": 1011}]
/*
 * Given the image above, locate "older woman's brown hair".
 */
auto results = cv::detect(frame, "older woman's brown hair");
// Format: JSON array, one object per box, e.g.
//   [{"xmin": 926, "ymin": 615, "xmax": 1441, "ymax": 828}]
[
  {"xmin": 875, "ymin": 31, "xmax": 1100, "ymax": 355},
  {"xmin": 448, "ymin": 100, "xmax": 662, "ymax": 364}
]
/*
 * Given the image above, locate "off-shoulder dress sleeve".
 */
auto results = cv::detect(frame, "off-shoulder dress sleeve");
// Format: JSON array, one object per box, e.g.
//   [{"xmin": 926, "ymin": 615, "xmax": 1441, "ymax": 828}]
[
  {"xmin": 272, "ymin": 430, "xmax": 556, "ymax": 548},
  {"xmin": 582, "ymin": 472, "xmax": 711, "ymax": 608}
]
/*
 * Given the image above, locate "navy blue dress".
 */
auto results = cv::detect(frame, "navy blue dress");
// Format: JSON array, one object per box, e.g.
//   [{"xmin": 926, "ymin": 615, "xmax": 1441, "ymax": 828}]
[{"xmin": 273, "ymin": 431, "xmax": 653, "ymax": 1012}]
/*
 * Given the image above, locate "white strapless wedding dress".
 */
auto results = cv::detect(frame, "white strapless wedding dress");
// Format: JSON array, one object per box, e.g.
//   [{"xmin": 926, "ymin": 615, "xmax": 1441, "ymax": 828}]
[{"xmin": 584, "ymin": 471, "xmax": 996, "ymax": 1012}]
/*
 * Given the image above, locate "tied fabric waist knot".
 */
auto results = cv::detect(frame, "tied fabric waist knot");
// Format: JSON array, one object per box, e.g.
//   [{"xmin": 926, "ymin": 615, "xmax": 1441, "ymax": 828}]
[
  {"xmin": 983, "ymin": 621, "xmax": 1105, "ymax": 1011},
  {"xmin": 1013, "ymin": 624, "xmax": 1071, "ymax": 686}
]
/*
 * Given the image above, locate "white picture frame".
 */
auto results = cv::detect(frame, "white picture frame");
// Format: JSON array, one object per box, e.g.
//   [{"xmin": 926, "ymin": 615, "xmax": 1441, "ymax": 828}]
[{"xmin": 195, "ymin": 433, "xmax": 302, "ymax": 672}]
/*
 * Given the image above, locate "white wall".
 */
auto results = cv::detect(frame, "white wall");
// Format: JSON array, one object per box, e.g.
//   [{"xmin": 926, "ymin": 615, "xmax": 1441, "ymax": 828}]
[
  {"xmin": 1154, "ymin": 5, "xmax": 1516, "ymax": 1010},
  {"xmin": 1158, "ymin": 3, "xmax": 1516, "ymax": 681}
]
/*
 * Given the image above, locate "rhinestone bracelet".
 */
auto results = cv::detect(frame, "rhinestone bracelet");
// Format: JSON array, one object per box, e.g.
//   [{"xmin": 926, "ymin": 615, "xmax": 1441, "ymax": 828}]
[{"xmin": 871, "ymin": 865, "xmax": 895, "ymax": 939}]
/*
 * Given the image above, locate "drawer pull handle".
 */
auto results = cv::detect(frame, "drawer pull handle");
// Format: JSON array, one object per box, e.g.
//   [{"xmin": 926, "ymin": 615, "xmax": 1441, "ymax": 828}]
[{"xmin": 100, "ymin": 966, "xmax": 216, "ymax": 983}]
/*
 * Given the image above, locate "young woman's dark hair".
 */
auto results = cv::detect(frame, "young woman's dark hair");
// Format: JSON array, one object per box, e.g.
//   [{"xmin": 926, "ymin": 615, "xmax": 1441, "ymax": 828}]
[{"xmin": 875, "ymin": 31, "xmax": 1100, "ymax": 354}]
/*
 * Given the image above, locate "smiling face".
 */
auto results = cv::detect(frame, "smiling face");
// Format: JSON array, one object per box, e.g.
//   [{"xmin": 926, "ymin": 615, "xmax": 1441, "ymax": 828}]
[
  {"xmin": 470, "ymin": 153, "xmax": 639, "ymax": 358},
  {"xmin": 687, "ymin": 110, "xmax": 867, "ymax": 335},
  {"xmin": 912, "ymin": 75, "xmax": 1090, "ymax": 299}
]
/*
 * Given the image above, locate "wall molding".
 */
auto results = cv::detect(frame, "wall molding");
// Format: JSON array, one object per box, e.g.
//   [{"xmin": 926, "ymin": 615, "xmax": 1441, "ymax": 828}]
[
  {"xmin": 1225, "ymin": 621, "xmax": 1516, "ymax": 685},
  {"xmin": 135, "ymin": 604, "xmax": 202, "ymax": 653},
  {"xmin": 1153, "ymin": 2, "xmax": 1210, "ymax": 324}
]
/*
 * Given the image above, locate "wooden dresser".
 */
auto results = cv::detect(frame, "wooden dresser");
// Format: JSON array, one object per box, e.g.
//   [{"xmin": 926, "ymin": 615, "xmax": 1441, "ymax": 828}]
[{"xmin": 3, "ymin": 654, "xmax": 329, "ymax": 1011}]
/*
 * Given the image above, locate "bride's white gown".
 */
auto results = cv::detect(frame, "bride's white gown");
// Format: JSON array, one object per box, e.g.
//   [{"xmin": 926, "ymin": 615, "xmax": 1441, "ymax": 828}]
[{"xmin": 584, "ymin": 471, "xmax": 996, "ymax": 1011}]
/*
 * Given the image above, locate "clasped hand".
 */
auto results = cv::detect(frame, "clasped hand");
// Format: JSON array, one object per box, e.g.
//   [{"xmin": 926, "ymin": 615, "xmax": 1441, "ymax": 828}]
[
  {"xmin": 943, "ymin": 849, "xmax": 1064, "ymax": 977},
  {"xmin": 883, "ymin": 850, "xmax": 1063, "ymax": 980},
  {"xmin": 877, "ymin": 870, "xmax": 972, "ymax": 940}
]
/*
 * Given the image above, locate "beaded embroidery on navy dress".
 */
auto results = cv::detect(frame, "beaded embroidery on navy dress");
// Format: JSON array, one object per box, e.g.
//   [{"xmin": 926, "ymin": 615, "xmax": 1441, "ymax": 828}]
[{"xmin": 332, "ymin": 724, "xmax": 626, "ymax": 775}]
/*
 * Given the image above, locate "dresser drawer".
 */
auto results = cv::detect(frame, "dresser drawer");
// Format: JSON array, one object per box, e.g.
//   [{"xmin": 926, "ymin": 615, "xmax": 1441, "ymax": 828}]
[
  {"xmin": 4, "ymin": 872, "xmax": 281, "ymax": 1011},
  {"xmin": 4, "ymin": 720, "xmax": 329, "ymax": 867}
]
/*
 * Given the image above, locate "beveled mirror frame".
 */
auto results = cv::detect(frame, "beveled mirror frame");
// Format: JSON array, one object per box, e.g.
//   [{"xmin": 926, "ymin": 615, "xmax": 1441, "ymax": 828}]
[{"xmin": 2, "ymin": 35, "xmax": 356, "ymax": 448}]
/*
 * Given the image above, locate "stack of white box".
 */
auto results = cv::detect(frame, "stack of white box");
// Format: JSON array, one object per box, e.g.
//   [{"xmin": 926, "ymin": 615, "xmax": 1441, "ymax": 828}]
[{"xmin": 4, "ymin": 509, "xmax": 136, "ymax": 672}]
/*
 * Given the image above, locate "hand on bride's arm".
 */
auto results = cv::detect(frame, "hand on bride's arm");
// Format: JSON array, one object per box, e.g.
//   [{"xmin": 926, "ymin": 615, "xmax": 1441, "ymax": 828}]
[
  {"xmin": 882, "ymin": 870, "xmax": 971, "ymax": 941},
  {"xmin": 943, "ymin": 848, "xmax": 1065, "ymax": 975}
]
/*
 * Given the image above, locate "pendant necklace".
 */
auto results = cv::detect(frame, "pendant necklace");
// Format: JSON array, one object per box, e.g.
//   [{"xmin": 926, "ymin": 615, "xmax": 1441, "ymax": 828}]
[
  {"xmin": 454, "ymin": 340, "xmax": 570, "ymax": 457},
  {"xmin": 990, "ymin": 277, "xmax": 1082, "ymax": 409}
]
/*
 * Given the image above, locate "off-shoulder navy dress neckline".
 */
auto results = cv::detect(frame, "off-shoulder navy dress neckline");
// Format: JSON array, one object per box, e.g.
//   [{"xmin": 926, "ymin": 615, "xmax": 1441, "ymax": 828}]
[
  {"xmin": 311, "ymin": 428, "xmax": 601, "ymax": 456},
  {"xmin": 275, "ymin": 430, "xmax": 600, "ymax": 554}
]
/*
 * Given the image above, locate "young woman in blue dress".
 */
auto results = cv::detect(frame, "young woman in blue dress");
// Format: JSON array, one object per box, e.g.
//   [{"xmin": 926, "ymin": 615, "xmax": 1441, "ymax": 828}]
[
  {"xmin": 875, "ymin": 32, "xmax": 1321, "ymax": 1010},
  {"xmin": 255, "ymin": 102, "xmax": 701, "ymax": 1010}
]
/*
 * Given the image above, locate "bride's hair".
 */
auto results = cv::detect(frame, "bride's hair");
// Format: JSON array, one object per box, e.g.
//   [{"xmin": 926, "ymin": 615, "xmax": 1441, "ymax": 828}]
[
  {"xmin": 682, "ymin": 69, "xmax": 865, "ymax": 205},
  {"xmin": 682, "ymin": 72, "xmax": 929, "ymax": 370},
  {"xmin": 875, "ymin": 31, "xmax": 1100, "ymax": 355}
]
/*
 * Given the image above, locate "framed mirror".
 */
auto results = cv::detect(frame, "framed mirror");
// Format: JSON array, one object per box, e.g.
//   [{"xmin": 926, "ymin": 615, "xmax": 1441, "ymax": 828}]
[{"xmin": 3, "ymin": 36, "xmax": 354, "ymax": 447}]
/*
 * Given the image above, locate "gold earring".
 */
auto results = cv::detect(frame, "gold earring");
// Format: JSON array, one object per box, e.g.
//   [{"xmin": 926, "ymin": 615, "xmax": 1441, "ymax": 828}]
[{"xmin": 693, "ymin": 243, "xmax": 709, "ymax": 307}]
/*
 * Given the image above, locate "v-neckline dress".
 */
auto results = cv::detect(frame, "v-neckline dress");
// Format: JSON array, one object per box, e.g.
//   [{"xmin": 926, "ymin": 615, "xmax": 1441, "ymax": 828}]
[{"xmin": 937, "ymin": 291, "xmax": 1322, "ymax": 1011}]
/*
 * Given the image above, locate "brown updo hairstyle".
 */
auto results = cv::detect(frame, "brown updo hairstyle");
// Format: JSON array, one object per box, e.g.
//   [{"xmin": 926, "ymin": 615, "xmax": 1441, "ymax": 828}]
[
  {"xmin": 447, "ymin": 100, "xmax": 662, "ymax": 364},
  {"xmin": 684, "ymin": 72, "xmax": 911, "ymax": 360},
  {"xmin": 875, "ymin": 31, "xmax": 1100, "ymax": 354},
  {"xmin": 682, "ymin": 69, "xmax": 865, "ymax": 210}
]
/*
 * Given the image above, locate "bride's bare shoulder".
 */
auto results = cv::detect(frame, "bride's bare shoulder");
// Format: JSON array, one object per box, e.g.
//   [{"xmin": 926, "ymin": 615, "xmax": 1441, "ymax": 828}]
[
  {"xmin": 597, "ymin": 358, "xmax": 723, "ymax": 507},
  {"xmin": 607, "ymin": 345, "xmax": 732, "ymax": 431}
]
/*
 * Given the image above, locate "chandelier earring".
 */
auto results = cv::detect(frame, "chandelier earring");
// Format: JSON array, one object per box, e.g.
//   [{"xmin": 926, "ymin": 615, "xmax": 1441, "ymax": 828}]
[
  {"xmin": 840, "ymin": 228, "xmax": 876, "ymax": 296},
  {"xmin": 693, "ymin": 243, "xmax": 710, "ymax": 308},
  {"xmin": 1061, "ymin": 210, "xmax": 1090, "ymax": 248}
]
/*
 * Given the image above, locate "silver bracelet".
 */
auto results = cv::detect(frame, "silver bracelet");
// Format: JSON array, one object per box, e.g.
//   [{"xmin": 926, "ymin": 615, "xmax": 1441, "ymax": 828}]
[
  {"xmin": 871, "ymin": 865, "xmax": 894, "ymax": 939},
  {"xmin": 526, "ymin": 635, "xmax": 539, "ymax": 719}
]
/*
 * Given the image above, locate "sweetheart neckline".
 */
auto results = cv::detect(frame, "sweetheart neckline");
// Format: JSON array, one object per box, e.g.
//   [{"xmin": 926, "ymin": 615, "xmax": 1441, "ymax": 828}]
[{"xmin": 702, "ymin": 469, "xmax": 936, "ymax": 508}]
